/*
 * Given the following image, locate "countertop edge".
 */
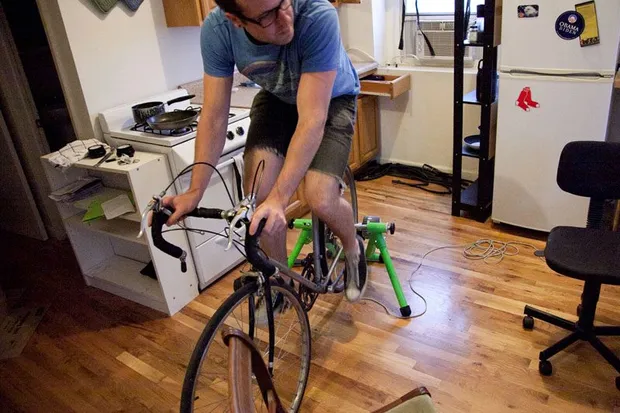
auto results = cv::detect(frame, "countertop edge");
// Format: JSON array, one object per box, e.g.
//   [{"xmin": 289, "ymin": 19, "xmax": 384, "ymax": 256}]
[{"xmin": 181, "ymin": 61, "xmax": 380, "ymax": 108}]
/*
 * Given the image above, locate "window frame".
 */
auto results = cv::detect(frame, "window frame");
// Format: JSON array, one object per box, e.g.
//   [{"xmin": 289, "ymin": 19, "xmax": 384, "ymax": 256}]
[{"xmin": 404, "ymin": 0, "xmax": 485, "ymax": 17}]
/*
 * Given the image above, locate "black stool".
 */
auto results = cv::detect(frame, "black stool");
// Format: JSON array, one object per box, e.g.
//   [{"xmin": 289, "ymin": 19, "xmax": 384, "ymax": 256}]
[{"xmin": 522, "ymin": 141, "xmax": 620, "ymax": 389}]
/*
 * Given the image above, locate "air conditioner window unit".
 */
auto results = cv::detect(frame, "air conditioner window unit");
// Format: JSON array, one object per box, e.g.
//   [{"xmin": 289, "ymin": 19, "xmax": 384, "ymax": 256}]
[{"xmin": 416, "ymin": 20, "xmax": 476, "ymax": 68}]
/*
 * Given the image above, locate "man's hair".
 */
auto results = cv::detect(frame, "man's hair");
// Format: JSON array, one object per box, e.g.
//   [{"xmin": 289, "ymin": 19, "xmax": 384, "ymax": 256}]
[{"xmin": 215, "ymin": 0, "xmax": 243, "ymax": 15}]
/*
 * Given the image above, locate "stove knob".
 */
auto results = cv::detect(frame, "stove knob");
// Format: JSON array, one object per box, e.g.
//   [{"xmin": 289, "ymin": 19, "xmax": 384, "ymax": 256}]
[
  {"xmin": 226, "ymin": 131, "xmax": 234, "ymax": 140},
  {"xmin": 236, "ymin": 126, "xmax": 245, "ymax": 136}
]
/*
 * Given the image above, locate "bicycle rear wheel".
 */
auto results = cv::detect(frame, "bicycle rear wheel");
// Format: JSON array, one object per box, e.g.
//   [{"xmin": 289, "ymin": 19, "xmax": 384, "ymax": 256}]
[{"xmin": 181, "ymin": 279, "xmax": 311, "ymax": 413}]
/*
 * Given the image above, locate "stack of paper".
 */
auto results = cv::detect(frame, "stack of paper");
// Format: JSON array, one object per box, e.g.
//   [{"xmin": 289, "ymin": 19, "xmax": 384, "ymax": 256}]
[
  {"xmin": 101, "ymin": 194, "xmax": 135, "ymax": 220},
  {"xmin": 48, "ymin": 177, "xmax": 102, "ymax": 203}
]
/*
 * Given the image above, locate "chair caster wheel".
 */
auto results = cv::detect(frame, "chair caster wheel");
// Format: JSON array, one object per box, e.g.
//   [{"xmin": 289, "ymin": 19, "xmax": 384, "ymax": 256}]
[
  {"xmin": 616, "ymin": 377, "xmax": 620, "ymax": 391},
  {"xmin": 539, "ymin": 360, "xmax": 552, "ymax": 376},
  {"xmin": 577, "ymin": 304, "xmax": 582, "ymax": 317},
  {"xmin": 523, "ymin": 316, "xmax": 534, "ymax": 330}
]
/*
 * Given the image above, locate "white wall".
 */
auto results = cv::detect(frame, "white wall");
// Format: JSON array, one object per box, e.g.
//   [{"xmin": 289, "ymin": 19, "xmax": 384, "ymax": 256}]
[
  {"xmin": 378, "ymin": 67, "xmax": 480, "ymax": 176},
  {"xmin": 55, "ymin": 0, "xmax": 203, "ymax": 136},
  {"xmin": 338, "ymin": 2, "xmax": 375, "ymax": 57},
  {"xmin": 338, "ymin": 2, "xmax": 480, "ymax": 176},
  {"xmin": 338, "ymin": 0, "xmax": 402, "ymax": 66}
]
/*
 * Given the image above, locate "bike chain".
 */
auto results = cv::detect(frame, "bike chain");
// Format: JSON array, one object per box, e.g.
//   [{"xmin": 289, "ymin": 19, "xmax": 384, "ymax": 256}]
[{"xmin": 298, "ymin": 254, "xmax": 319, "ymax": 312}]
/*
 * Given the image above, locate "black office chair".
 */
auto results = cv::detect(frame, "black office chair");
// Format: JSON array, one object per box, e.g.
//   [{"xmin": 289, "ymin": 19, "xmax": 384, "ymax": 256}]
[{"xmin": 522, "ymin": 141, "xmax": 620, "ymax": 389}]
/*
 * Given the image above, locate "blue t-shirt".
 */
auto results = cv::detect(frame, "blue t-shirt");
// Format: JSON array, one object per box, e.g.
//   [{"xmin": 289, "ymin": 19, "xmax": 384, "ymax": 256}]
[{"xmin": 200, "ymin": 0, "xmax": 360, "ymax": 104}]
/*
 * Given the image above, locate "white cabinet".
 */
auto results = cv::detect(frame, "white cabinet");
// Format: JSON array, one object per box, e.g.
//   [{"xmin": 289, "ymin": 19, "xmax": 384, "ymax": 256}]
[{"xmin": 40, "ymin": 151, "xmax": 199, "ymax": 315}]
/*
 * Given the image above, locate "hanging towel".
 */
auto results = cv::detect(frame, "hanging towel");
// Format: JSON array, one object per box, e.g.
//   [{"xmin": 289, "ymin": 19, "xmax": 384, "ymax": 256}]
[
  {"xmin": 91, "ymin": 0, "xmax": 118, "ymax": 13},
  {"xmin": 122, "ymin": 0, "xmax": 144, "ymax": 12},
  {"xmin": 46, "ymin": 139, "xmax": 110, "ymax": 170},
  {"xmin": 231, "ymin": 153, "xmax": 245, "ymax": 202}
]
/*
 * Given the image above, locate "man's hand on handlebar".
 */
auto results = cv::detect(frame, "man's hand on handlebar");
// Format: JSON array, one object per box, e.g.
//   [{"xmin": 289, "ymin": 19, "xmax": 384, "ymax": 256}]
[
  {"xmin": 249, "ymin": 195, "xmax": 287, "ymax": 236},
  {"xmin": 162, "ymin": 189, "xmax": 203, "ymax": 226}
]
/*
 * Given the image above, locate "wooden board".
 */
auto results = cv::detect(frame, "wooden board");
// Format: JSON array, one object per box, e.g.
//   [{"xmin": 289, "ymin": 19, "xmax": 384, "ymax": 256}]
[{"xmin": 0, "ymin": 305, "xmax": 48, "ymax": 359}]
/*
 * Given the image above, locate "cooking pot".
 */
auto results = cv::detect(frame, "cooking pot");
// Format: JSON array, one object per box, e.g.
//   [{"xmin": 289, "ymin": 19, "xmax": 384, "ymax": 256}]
[{"xmin": 131, "ymin": 94, "xmax": 195, "ymax": 124}]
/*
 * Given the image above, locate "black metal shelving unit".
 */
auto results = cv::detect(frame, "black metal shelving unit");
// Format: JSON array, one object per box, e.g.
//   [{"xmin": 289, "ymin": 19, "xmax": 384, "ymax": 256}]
[{"xmin": 452, "ymin": 0, "xmax": 501, "ymax": 222}]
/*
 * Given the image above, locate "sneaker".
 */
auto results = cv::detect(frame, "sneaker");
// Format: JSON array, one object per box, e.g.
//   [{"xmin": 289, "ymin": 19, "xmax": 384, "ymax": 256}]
[{"xmin": 345, "ymin": 235, "xmax": 368, "ymax": 302}]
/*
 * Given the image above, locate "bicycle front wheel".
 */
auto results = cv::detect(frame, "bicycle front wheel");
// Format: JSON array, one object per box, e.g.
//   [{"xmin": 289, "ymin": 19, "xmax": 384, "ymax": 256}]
[{"xmin": 180, "ymin": 279, "xmax": 311, "ymax": 413}]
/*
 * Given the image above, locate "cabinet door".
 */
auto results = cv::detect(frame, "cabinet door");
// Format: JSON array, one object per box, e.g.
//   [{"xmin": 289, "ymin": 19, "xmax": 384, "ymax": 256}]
[
  {"xmin": 200, "ymin": 0, "xmax": 218, "ymax": 19},
  {"xmin": 163, "ymin": 0, "xmax": 203, "ymax": 27},
  {"xmin": 357, "ymin": 95, "xmax": 379, "ymax": 165},
  {"xmin": 285, "ymin": 179, "xmax": 309, "ymax": 220},
  {"xmin": 348, "ymin": 115, "xmax": 361, "ymax": 172}
]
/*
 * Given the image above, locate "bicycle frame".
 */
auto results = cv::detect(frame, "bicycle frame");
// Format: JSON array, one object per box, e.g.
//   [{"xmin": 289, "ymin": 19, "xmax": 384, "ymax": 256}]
[{"xmin": 286, "ymin": 216, "xmax": 345, "ymax": 294}]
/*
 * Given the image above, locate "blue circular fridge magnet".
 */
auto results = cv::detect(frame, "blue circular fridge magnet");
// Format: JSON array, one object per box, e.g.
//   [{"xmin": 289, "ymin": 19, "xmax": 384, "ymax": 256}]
[{"xmin": 555, "ymin": 11, "xmax": 585, "ymax": 40}]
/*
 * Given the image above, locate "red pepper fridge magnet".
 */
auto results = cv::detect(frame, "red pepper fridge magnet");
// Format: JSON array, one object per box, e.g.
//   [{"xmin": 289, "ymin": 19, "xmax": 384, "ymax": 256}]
[{"xmin": 516, "ymin": 87, "xmax": 540, "ymax": 112}]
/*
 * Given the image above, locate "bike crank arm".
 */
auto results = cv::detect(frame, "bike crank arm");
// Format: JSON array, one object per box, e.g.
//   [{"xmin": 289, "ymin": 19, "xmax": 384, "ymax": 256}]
[{"xmin": 271, "ymin": 261, "xmax": 326, "ymax": 294}]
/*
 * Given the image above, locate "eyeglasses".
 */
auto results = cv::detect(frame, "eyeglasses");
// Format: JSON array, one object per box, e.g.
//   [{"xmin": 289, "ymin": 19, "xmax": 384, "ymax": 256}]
[{"xmin": 238, "ymin": 0, "xmax": 291, "ymax": 28}]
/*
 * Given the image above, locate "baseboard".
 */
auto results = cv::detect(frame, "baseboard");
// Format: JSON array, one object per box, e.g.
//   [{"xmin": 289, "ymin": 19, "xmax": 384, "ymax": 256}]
[{"xmin": 378, "ymin": 157, "xmax": 478, "ymax": 181}]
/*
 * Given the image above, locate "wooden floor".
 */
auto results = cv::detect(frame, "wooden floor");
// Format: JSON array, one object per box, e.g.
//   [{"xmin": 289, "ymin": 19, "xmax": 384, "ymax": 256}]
[{"xmin": 2, "ymin": 176, "xmax": 620, "ymax": 412}]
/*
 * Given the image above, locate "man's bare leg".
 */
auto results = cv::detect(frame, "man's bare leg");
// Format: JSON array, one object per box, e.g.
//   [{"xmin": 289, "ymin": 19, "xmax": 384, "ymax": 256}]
[
  {"xmin": 304, "ymin": 170, "xmax": 366, "ymax": 301},
  {"xmin": 243, "ymin": 148, "xmax": 287, "ymax": 264},
  {"xmin": 304, "ymin": 170, "xmax": 356, "ymax": 253}
]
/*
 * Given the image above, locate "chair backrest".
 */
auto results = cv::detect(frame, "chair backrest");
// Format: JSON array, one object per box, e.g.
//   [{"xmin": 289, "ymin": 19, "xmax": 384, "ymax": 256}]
[{"xmin": 557, "ymin": 141, "xmax": 620, "ymax": 200}]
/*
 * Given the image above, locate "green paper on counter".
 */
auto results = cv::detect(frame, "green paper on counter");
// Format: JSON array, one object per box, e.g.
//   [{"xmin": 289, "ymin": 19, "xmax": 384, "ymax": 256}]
[{"xmin": 82, "ymin": 200, "xmax": 105, "ymax": 222}]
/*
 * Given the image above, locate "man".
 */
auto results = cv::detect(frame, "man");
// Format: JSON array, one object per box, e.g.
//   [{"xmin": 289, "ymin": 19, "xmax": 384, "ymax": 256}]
[{"xmin": 163, "ymin": 0, "xmax": 367, "ymax": 302}]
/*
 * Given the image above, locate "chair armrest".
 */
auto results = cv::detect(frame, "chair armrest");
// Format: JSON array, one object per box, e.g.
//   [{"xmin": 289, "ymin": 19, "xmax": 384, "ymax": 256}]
[{"xmin": 373, "ymin": 387, "xmax": 433, "ymax": 413}]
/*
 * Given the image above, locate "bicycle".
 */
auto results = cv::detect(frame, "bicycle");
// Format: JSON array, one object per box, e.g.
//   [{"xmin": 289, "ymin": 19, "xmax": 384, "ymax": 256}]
[{"xmin": 141, "ymin": 163, "xmax": 361, "ymax": 412}]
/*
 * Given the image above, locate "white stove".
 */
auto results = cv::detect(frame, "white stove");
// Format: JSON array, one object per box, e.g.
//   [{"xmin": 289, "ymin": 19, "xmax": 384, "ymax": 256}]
[
  {"xmin": 98, "ymin": 88, "xmax": 250, "ymax": 290},
  {"xmin": 98, "ymin": 88, "xmax": 250, "ymax": 153}
]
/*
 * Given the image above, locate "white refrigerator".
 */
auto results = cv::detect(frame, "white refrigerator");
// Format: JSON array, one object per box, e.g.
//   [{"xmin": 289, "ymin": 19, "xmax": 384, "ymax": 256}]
[{"xmin": 492, "ymin": 0, "xmax": 620, "ymax": 232}]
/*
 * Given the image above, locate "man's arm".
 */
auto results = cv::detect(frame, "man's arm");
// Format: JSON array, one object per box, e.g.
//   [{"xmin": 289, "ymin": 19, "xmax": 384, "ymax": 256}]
[
  {"xmin": 165, "ymin": 73, "xmax": 233, "ymax": 225},
  {"xmin": 271, "ymin": 71, "xmax": 336, "ymax": 205},
  {"xmin": 189, "ymin": 74, "xmax": 234, "ymax": 195}
]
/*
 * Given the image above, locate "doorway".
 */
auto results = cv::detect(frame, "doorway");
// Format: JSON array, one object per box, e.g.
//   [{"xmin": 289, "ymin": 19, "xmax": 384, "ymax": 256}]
[
  {"xmin": 0, "ymin": 0, "xmax": 74, "ymax": 240},
  {"xmin": 1, "ymin": 0, "xmax": 75, "ymax": 151}
]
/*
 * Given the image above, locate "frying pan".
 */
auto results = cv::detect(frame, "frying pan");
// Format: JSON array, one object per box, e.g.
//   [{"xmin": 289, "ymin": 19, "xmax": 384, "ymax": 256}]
[
  {"xmin": 131, "ymin": 94, "xmax": 195, "ymax": 124},
  {"xmin": 146, "ymin": 109, "xmax": 200, "ymax": 131},
  {"xmin": 464, "ymin": 135, "xmax": 481, "ymax": 151}
]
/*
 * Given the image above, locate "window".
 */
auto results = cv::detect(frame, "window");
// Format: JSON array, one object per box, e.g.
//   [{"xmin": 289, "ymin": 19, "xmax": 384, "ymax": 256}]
[{"xmin": 405, "ymin": 0, "xmax": 485, "ymax": 15}]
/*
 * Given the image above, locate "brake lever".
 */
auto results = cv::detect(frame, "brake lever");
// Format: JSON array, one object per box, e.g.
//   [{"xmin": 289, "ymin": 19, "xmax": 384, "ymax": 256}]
[
  {"xmin": 138, "ymin": 193, "xmax": 167, "ymax": 239},
  {"xmin": 138, "ymin": 197, "xmax": 157, "ymax": 239},
  {"xmin": 225, "ymin": 195, "xmax": 255, "ymax": 251},
  {"xmin": 227, "ymin": 207, "xmax": 248, "ymax": 251}
]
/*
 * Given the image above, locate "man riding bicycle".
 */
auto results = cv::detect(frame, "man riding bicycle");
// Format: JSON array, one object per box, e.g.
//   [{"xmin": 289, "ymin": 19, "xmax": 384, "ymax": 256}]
[{"xmin": 163, "ymin": 0, "xmax": 368, "ymax": 302}]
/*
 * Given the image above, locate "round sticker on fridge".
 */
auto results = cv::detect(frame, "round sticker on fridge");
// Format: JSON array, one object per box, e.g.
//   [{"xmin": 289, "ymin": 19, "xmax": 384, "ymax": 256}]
[{"xmin": 555, "ymin": 11, "xmax": 585, "ymax": 40}]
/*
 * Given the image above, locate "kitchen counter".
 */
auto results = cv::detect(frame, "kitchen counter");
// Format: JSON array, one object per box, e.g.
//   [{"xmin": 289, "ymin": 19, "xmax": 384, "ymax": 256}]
[
  {"xmin": 353, "ymin": 61, "xmax": 379, "ymax": 79},
  {"xmin": 179, "ymin": 60, "xmax": 380, "ymax": 109}
]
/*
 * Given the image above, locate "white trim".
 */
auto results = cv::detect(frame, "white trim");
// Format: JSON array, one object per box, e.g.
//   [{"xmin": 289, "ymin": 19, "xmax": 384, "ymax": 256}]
[
  {"xmin": 36, "ymin": 0, "xmax": 94, "ymax": 141},
  {"xmin": 379, "ymin": 157, "xmax": 478, "ymax": 181}
]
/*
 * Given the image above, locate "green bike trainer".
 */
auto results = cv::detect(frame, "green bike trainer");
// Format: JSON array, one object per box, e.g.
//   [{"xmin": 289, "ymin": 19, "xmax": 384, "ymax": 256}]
[{"xmin": 287, "ymin": 217, "xmax": 411, "ymax": 317}]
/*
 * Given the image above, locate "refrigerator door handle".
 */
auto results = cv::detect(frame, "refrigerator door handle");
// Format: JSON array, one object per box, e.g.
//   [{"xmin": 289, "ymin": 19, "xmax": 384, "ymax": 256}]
[{"xmin": 502, "ymin": 70, "xmax": 613, "ymax": 83}]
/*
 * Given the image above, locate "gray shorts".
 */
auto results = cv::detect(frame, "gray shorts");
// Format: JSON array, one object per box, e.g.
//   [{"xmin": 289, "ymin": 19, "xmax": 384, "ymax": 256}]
[{"xmin": 244, "ymin": 89, "xmax": 357, "ymax": 180}]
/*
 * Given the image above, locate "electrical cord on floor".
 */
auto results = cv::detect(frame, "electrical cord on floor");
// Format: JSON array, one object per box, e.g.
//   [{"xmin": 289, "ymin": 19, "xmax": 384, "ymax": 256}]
[
  {"xmin": 354, "ymin": 161, "xmax": 472, "ymax": 195},
  {"xmin": 365, "ymin": 239, "xmax": 545, "ymax": 320}
]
